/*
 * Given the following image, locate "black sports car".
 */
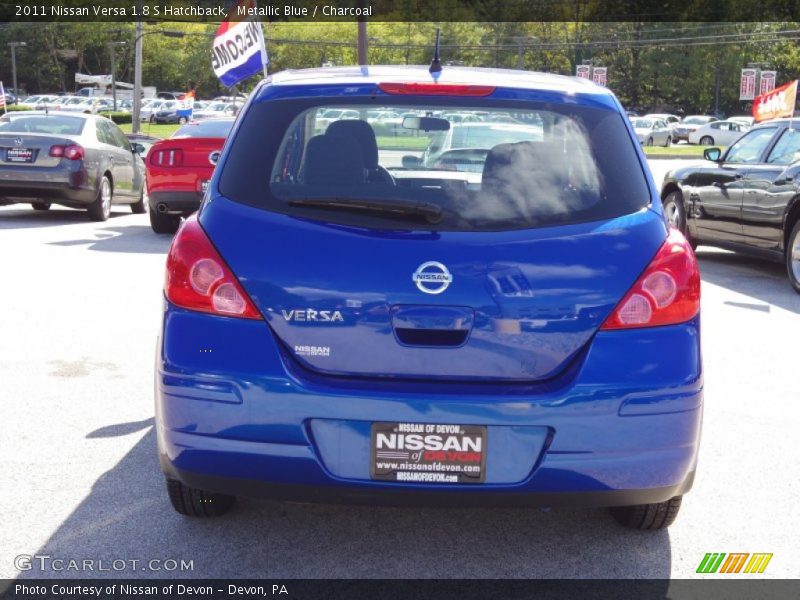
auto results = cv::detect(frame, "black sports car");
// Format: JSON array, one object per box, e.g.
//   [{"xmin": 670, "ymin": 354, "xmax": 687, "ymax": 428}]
[{"xmin": 661, "ymin": 118, "xmax": 800, "ymax": 293}]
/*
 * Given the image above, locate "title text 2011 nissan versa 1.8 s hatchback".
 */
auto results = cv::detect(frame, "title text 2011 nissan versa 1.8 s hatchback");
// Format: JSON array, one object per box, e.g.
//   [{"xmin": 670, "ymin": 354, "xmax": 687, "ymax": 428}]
[{"xmin": 156, "ymin": 66, "xmax": 702, "ymax": 530}]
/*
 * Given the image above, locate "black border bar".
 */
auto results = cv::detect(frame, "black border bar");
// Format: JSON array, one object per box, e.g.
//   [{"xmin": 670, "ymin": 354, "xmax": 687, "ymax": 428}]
[{"xmin": 3, "ymin": 1, "xmax": 800, "ymax": 23}]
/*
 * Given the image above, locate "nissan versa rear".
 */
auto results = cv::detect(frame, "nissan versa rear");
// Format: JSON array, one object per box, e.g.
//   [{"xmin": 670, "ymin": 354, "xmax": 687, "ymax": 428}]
[{"xmin": 156, "ymin": 67, "xmax": 702, "ymax": 529}]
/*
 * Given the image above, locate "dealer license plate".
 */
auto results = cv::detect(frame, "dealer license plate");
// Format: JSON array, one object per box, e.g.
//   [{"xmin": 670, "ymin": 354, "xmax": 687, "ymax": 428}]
[
  {"xmin": 370, "ymin": 422, "xmax": 487, "ymax": 484},
  {"xmin": 6, "ymin": 148, "xmax": 34, "ymax": 163}
]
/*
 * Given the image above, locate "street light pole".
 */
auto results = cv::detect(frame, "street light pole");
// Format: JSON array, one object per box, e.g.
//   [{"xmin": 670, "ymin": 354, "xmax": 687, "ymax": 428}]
[{"xmin": 7, "ymin": 42, "xmax": 27, "ymax": 103}]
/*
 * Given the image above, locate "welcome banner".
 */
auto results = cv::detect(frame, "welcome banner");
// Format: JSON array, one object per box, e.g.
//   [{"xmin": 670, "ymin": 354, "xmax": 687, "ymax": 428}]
[
  {"xmin": 212, "ymin": 0, "xmax": 268, "ymax": 88},
  {"xmin": 753, "ymin": 79, "xmax": 797, "ymax": 122}
]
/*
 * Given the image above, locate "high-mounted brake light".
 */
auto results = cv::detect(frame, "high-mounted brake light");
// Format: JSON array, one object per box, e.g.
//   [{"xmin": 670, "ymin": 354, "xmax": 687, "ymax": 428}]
[
  {"xmin": 165, "ymin": 216, "xmax": 261, "ymax": 319},
  {"xmin": 601, "ymin": 228, "xmax": 700, "ymax": 330},
  {"xmin": 378, "ymin": 82, "xmax": 495, "ymax": 96}
]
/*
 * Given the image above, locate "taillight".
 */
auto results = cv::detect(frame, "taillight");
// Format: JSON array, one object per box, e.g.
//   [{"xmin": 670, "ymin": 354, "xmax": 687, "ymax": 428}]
[
  {"xmin": 49, "ymin": 144, "xmax": 84, "ymax": 160},
  {"xmin": 378, "ymin": 82, "xmax": 496, "ymax": 96},
  {"xmin": 601, "ymin": 228, "xmax": 700, "ymax": 330},
  {"xmin": 151, "ymin": 148, "xmax": 183, "ymax": 167},
  {"xmin": 165, "ymin": 216, "xmax": 261, "ymax": 319}
]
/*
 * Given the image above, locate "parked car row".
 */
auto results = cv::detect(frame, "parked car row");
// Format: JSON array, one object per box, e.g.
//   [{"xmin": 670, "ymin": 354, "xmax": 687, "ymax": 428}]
[{"xmin": 632, "ymin": 112, "xmax": 755, "ymax": 146}]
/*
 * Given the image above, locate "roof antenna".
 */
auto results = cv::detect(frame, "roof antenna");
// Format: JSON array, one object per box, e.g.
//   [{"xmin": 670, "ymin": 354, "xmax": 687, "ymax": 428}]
[{"xmin": 429, "ymin": 27, "xmax": 442, "ymax": 79}]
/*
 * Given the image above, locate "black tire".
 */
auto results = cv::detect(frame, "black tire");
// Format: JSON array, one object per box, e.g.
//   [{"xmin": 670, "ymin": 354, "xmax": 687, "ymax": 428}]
[
  {"xmin": 87, "ymin": 175, "xmax": 112, "ymax": 222},
  {"xmin": 609, "ymin": 496, "xmax": 682, "ymax": 530},
  {"xmin": 130, "ymin": 189, "xmax": 146, "ymax": 214},
  {"xmin": 700, "ymin": 135, "xmax": 714, "ymax": 146},
  {"xmin": 149, "ymin": 207, "xmax": 181, "ymax": 234},
  {"xmin": 786, "ymin": 220, "xmax": 800, "ymax": 294},
  {"xmin": 646, "ymin": 137, "xmax": 654, "ymax": 147},
  {"xmin": 32, "ymin": 202, "xmax": 51, "ymax": 211},
  {"xmin": 166, "ymin": 478, "xmax": 235, "ymax": 517},
  {"xmin": 663, "ymin": 135, "xmax": 672, "ymax": 148},
  {"xmin": 662, "ymin": 190, "xmax": 698, "ymax": 249}
]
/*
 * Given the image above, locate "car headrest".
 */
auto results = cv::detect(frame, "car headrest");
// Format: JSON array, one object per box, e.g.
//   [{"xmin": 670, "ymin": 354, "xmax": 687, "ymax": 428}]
[
  {"xmin": 325, "ymin": 119, "xmax": 379, "ymax": 169},
  {"xmin": 482, "ymin": 141, "xmax": 567, "ymax": 193},
  {"xmin": 303, "ymin": 134, "xmax": 366, "ymax": 186}
]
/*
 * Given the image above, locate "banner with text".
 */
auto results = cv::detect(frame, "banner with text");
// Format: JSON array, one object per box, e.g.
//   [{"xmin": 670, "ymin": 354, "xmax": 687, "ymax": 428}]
[
  {"xmin": 212, "ymin": 0, "xmax": 268, "ymax": 88},
  {"xmin": 740, "ymin": 68, "xmax": 757, "ymax": 101},
  {"xmin": 753, "ymin": 79, "xmax": 797, "ymax": 122}
]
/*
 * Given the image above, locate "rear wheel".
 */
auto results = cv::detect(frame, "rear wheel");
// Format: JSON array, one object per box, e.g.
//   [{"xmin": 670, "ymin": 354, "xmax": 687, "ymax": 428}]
[
  {"xmin": 663, "ymin": 135, "xmax": 672, "ymax": 147},
  {"xmin": 700, "ymin": 135, "xmax": 714, "ymax": 145},
  {"xmin": 646, "ymin": 137, "xmax": 654, "ymax": 147},
  {"xmin": 609, "ymin": 496, "xmax": 682, "ymax": 530},
  {"xmin": 149, "ymin": 207, "xmax": 181, "ymax": 234},
  {"xmin": 32, "ymin": 202, "xmax": 51, "ymax": 211},
  {"xmin": 179, "ymin": 117, "xmax": 187, "ymax": 124},
  {"xmin": 130, "ymin": 189, "xmax": 146, "ymax": 214},
  {"xmin": 786, "ymin": 220, "xmax": 800, "ymax": 294},
  {"xmin": 87, "ymin": 176, "xmax": 112, "ymax": 222},
  {"xmin": 166, "ymin": 478, "xmax": 235, "ymax": 517}
]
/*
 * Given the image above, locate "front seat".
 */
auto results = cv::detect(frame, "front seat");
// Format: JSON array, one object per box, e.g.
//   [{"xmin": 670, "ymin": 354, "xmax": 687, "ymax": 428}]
[{"xmin": 325, "ymin": 119, "xmax": 394, "ymax": 184}]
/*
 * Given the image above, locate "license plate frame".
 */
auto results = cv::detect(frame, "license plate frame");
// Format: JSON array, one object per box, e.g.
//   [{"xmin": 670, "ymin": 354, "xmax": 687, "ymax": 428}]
[
  {"xmin": 6, "ymin": 148, "xmax": 34, "ymax": 163},
  {"xmin": 370, "ymin": 422, "xmax": 487, "ymax": 484}
]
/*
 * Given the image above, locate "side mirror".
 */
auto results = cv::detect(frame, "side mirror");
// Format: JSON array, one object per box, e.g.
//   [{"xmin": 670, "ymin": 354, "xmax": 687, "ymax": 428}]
[
  {"xmin": 402, "ymin": 155, "xmax": 421, "ymax": 168},
  {"xmin": 703, "ymin": 147, "xmax": 722, "ymax": 162},
  {"xmin": 131, "ymin": 142, "xmax": 145, "ymax": 155},
  {"xmin": 208, "ymin": 150, "xmax": 221, "ymax": 166}
]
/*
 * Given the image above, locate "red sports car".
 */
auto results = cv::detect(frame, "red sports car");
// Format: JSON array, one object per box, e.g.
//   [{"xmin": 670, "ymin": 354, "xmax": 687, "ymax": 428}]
[{"xmin": 146, "ymin": 118, "xmax": 234, "ymax": 233}]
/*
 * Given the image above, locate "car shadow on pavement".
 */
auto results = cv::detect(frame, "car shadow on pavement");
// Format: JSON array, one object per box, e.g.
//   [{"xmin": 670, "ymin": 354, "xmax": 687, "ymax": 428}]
[
  {"xmin": 0, "ymin": 207, "xmax": 100, "ymax": 229},
  {"xmin": 21, "ymin": 425, "xmax": 673, "ymax": 581},
  {"xmin": 48, "ymin": 224, "xmax": 172, "ymax": 254},
  {"xmin": 695, "ymin": 247, "xmax": 800, "ymax": 315}
]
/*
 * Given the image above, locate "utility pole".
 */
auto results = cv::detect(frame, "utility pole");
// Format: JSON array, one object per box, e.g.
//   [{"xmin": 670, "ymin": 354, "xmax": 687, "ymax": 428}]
[
  {"xmin": 132, "ymin": 1, "xmax": 143, "ymax": 133},
  {"xmin": 357, "ymin": 21, "xmax": 368, "ymax": 65},
  {"xmin": 713, "ymin": 66, "xmax": 721, "ymax": 116},
  {"xmin": 7, "ymin": 42, "xmax": 27, "ymax": 102},
  {"xmin": 108, "ymin": 41, "xmax": 126, "ymax": 111}
]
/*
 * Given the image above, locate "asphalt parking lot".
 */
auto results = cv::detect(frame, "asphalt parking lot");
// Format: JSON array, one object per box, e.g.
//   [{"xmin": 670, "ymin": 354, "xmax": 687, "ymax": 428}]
[{"xmin": 1, "ymin": 159, "xmax": 799, "ymax": 580}]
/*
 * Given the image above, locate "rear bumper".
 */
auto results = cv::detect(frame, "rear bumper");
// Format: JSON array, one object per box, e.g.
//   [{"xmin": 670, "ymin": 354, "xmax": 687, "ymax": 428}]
[
  {"xmin": 0, "ymin": 167, "xmax": 95, "ymax": 203},
  {"xmin": 148, "ymin": 191, "xmax": 202, "ymax": 215},
  {"xmin": 156, "ymin": 303, "xmax": 703, "ymax": 507}
]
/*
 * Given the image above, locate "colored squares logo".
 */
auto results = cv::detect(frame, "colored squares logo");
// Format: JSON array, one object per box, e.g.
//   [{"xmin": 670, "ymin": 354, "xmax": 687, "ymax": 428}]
[{"xmin": 697, "ymin": 553, "xmax": 773, "ymax": 574}]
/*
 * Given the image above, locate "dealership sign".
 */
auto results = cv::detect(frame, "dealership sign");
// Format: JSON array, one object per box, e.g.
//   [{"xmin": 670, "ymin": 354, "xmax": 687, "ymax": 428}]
[
  {"xmin": 592, "ymin": 67, "xmax": 608, "ymax": 86},
  {"xmin": 759, "ymin": 71, "xmax": 777, "ymax": 95},
  {"xmin": 740, "ymin": 69, "xmax": 757, "ymax": 100},
  {"xmin": 753, "ymin": 79, "xmax": 797, "ymax": 122}
]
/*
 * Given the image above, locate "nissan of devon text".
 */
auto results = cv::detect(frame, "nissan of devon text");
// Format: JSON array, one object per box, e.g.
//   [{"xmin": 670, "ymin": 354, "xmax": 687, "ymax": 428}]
[{"xmin": 155, "ymin": 66, "xmax": 702, "ymax": 530}]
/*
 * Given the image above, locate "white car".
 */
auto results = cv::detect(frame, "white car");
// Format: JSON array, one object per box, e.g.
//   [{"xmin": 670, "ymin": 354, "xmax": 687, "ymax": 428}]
[
  {"xmin": 192, "ymin": 101, "xmax": 236, "ymax": 120},
  {"xmin": 728, "ymin": 116, "xmax": 755, "ymax": 128},
  {"xmin": 644, "ymin": 113, "xmax": 681, "ymax": 128},
  {"xmin": 631, "ymin": 117, "xmax": 673, "ymax": 146},
  {"xmin": 19, "ymin": 94, "xmax": 59, "ymax": 108},
  {"xmin": 689, "ymin": 120, "xmax": 750, "ymax": 146},
  {"xmin": 671, "ymin": 115, "xmax": 717, "ymax": 142}
]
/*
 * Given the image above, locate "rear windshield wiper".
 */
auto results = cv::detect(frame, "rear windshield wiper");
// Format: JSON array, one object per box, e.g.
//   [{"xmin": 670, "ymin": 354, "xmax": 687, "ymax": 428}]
[{"xmin": 287, "ymin": 197, "xmax": 443, "ymax": 225}]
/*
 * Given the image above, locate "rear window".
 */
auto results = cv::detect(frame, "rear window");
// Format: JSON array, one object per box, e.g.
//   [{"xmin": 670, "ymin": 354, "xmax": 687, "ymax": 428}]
[
  {"xmin": 173, "ymin": 120, "xmax": 233, "ymax": 139},
  {"xmin": 0, "ymin": 115, "xmax": 85, "ymax": 135},
  {"xmin": 219, "ymin": 98, "xmax": 650, "ymax": 232}
]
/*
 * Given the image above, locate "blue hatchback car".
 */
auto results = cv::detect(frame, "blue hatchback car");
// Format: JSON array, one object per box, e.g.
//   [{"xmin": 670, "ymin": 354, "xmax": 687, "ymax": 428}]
[{"xmin": 156, "ymin": 66, "xmax": 702, "ymax": 529}]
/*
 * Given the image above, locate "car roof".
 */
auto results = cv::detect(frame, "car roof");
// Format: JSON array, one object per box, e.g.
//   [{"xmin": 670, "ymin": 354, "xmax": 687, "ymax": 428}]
[{"xmin": 266, "ymin": 65, "xmax": 613, "ymax": 97}]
